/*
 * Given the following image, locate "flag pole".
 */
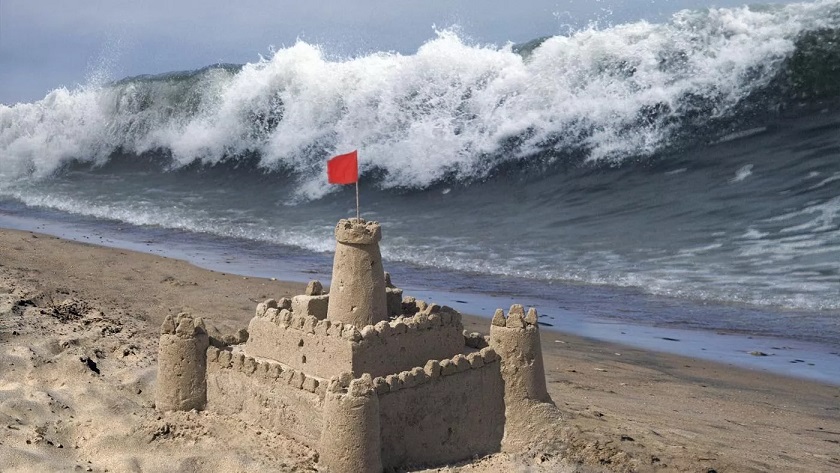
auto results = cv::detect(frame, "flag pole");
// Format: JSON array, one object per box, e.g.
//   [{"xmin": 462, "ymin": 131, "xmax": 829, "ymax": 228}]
[{"xmin": 355, "ymin": 180, "xmax": 360, "ymax": 221}]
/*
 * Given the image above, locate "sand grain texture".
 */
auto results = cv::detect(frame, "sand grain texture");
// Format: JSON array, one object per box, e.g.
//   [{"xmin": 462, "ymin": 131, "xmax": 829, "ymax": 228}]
[{"xmin": 2, "ymin": 228, "xmax": 839, "ymax": 472}]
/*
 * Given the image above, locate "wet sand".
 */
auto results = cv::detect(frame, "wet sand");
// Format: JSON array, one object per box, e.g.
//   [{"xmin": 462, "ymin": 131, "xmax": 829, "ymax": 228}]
[{"xmin": 1, "ymin": 228, "xmax": 839, "ymax": 472}]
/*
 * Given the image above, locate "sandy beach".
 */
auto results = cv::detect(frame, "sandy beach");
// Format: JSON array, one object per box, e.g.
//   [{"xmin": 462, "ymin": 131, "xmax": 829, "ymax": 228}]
[{"xmin": 1, "ymin": 227, "xmax": 839, "ymax": 472}]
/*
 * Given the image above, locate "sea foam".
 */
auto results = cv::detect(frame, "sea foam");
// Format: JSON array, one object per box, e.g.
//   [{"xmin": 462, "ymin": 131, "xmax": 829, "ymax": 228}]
[{"xmin": 2, "ymin": 1, "xmax": 839, "ymax": 199}]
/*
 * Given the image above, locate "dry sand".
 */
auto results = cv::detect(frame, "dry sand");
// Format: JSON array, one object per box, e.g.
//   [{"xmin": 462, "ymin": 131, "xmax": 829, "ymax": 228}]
[{"xmin": 1, "ymin": 228, "xmax": 838, "ymax": 472}]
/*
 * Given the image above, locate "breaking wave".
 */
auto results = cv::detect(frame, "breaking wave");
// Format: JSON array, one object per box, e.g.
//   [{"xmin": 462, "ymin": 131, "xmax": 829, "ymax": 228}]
[{"xmin": 2, "ymin": 0, "xmax": 840, "ymax": 199}]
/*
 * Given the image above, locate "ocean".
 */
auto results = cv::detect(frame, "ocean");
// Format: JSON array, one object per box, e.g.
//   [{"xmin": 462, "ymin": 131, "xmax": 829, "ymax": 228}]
[{"xmin": 2, "ymin": 2, "xmax": 839, "ymax": 380}]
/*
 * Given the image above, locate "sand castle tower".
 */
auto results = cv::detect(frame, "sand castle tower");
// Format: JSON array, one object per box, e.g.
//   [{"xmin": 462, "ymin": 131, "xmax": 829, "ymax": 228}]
[
  {"xmin": 326, "ymin": 218, "xmax": 388, "ymax": 327},
  {"xmin": 320, "ymin": 374, "xmax": 382, "ymax": 473},
  {"xmin": 155, "ymin": 313, "xmax": 209, "ymax": 412},
  {"xmin": 490, "ymin": 305, "xmax": 562, "ymax": 452}
]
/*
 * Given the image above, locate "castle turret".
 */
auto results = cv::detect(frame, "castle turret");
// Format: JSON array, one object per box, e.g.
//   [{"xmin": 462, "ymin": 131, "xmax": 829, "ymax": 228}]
[
  {"xmin": 326, "ymin": 219, "xmax": 388, "ymax": 327},
  {"xmin": 490, "ymin": 305, "xmax": 561, "ymax": 452},
  {"xmin": 156, "ymin": 313, "xmax": 209, "ymax": 412},
  {"xmin": 319, "ymin": 373, "xmax": 382, "ymax": 473}
]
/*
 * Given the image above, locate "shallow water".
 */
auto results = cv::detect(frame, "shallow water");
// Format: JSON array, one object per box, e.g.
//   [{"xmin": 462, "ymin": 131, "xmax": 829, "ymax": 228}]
[{"xmin": 2, "ymin": 210, "xmax": 838, "ymax": 385}]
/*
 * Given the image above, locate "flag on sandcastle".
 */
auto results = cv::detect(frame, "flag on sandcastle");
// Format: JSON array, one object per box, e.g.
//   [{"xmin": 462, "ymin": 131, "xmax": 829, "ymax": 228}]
[
  {"xmin": 328, "ymin": 149, "xmax": 361, "ymax": 220},
  {"xmin": 327, "ymin": 150, "xmax": 358, "ymax": 184}
]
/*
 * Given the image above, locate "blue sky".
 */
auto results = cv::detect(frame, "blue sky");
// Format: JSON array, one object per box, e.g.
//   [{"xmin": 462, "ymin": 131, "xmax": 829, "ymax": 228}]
[{"xmin": 0, "ymin": 0, "xmax": 793, "ymax": 104}]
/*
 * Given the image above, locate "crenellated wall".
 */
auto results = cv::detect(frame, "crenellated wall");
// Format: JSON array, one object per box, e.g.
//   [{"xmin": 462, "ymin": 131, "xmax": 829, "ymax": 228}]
[
  {"xmin": 202, "ymin": 342, "xmax": 504, "ymax": 469},
  {"xmin": 352, "ymin": 309, "xmax": 466, "ymax": 379},
  {"xmin": 376, "ymin": 347, "xmax": 505, "ymax": 468},
  {"xmin": 205, "ymin": 345, "xmax": 326, "ymax": 447},
  {"xmin": 245, "ymin": 301, "xmax": 465, "ymax": 379},
  {"xmin": 246, "ymin": 312, "xmax": 356, "ymax": 380}
]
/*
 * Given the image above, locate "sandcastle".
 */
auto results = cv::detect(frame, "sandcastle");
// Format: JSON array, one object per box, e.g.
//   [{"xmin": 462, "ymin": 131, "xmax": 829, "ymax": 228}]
[{"xmin": 156, "ymin": 218, "xmax": 561, "ymax": 471}]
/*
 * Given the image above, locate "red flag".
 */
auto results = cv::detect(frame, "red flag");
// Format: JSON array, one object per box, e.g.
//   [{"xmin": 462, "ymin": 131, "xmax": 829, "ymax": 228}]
[{"xmin": 327, "ymin": 150, "xmax": 358, "ymax": 184}]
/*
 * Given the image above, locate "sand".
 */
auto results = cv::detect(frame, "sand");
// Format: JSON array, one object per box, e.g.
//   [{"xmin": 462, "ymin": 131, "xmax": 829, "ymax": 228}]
[{"xmin": 1, "ymin": 228, "xmax": 838, "ymax": 472}]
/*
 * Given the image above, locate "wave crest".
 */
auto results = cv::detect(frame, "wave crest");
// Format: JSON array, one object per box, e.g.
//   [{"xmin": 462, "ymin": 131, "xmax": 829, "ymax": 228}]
[{"xmin": 2, "ymin": 1, "xmax": 839, "ymax": 198}]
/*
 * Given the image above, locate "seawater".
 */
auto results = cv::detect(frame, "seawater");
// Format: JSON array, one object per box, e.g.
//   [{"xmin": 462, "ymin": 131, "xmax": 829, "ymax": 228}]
[{"xmin": 2, "ymin": 210, "xmax": 839, "ymax": 385}]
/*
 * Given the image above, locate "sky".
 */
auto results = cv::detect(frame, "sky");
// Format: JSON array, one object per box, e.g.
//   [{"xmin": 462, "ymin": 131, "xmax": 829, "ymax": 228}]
[{"xmin": 0, "ymin": 0, "xmax": 799, "ymax": 104}]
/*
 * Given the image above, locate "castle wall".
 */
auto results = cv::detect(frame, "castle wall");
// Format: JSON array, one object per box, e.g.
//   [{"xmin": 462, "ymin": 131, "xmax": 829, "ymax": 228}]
[
  {"xmin": 376, "ymin": 347, "xmax": 505, "ymax": 468},
  {"xmin": 246, "ymin": 315, "xmax": 355, "ymax": 379},
  {"xmin": 205, "ymin": 343, "xmax": 505, "ymax": 469},
  {"xmin": 353, "ymin": 312, "xmax": 465, "ymax": 379},
  {"xmin": 205, "ymin": 346, "xmax": 325, "ymax": 447},
  {"xmin": 245, "ymin": 307, "xmax": 466, "ymax": 379}
]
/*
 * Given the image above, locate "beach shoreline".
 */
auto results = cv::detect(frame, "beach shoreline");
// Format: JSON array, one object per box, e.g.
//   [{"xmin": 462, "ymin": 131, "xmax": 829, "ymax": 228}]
[
  {"xmin": 2, "ymin": 226, "xmax": 839, "ymax": 472},
  {"xmin": 2, "ymin": 210, "xmax": 839, "ymax": 386}
]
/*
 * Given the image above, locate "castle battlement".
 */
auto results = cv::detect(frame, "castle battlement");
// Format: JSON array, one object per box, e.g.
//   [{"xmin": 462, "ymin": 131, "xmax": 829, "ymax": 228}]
[
  {"xmin": 156, "ymin": 219, "xmax": 561, "ymax": 472},
  {"xmin": 370, "ymin": 346, "xmax": 498, "ymax": 394},
  {"xmin": 207, "ymin": 345, "xmax": 326, "ymax": 396},
  {"xmin": 254, "ymin": 296, "xmax": 464, "ymax": 341},
  {"xmin": 247, "ymin": 292, "xmax": 465, "ymax": 379}
]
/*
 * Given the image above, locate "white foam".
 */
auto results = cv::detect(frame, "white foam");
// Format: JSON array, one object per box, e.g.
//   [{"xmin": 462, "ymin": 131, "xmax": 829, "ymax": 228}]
[
  {"xmin": 2, "ymin": 1, "xmax": 838, "ymax": 196},
  {"xmin": 0, "ymin": 187, "xmax": 336, "ymax": 254},
  {"xmin": 808, "ymin": 172, "xmax": 840, "ymax": 190},
  {"xmin": 714, "ymin": 126, "xmax": 768, "ymax": 144},
  {"xmin": 741, "ymin": 228, "xmax": 769, "ymax": 240},
  {"xmin": 731, "ymin": 164, "xmax": 754, "ymax": 183}
]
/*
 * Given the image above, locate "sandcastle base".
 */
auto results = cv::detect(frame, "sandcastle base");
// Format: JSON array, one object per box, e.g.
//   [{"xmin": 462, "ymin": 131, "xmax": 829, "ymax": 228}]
[{"xmin": 205, "ymin": 344, "xmax": 505, "ymax": 469}]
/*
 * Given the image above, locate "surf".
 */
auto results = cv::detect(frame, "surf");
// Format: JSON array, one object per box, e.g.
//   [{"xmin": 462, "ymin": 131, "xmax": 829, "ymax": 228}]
[{"xmin": 2, "ymin": 1, "xmax": 839, "ymax": 195}]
